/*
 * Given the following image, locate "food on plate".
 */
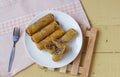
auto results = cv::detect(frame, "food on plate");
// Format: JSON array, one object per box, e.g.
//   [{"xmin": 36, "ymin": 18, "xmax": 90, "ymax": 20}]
[
  {"xmin": 44, "ymin": 43, "xmax": 56, "ymax": 54},
  {"xmin": 52, "ymin": 47, "xmax": 66, "ymax": 61},
  {"xmin": 52, "ymin": 39, "xmax": 69, "ymax": 54},
  {"xmin": 45, "ymin": 39, "xmax": 69, "ymax": 55},
  {"xmin": 60, "ymin": 29, "xmax": 77, "ymax": 42},
  {"xmin": 31, "ymin": 21, "xmax": 59, "ymax": 43},
  {"xmin": 51, "ymin": 29, "xmax": 77, "ymax": 61},
  {"xmin": 25, "ymin": 13, "xmax": 78, "ymax": 62},
  {"xmin": 26, "ymin": 13, "xmax": 54, "ymax": 36},
  {"xmin": 52, "ymin": 39, "xmax": 64, "ymax": 47},
  {"xmin": 37, "ymin": 29, "xmax": 65, "ymax": 50}
]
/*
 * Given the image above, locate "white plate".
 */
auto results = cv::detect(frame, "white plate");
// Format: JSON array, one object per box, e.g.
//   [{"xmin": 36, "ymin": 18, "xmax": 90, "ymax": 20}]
[{"xmin": 24, "ymin": 10, "xmax": 83, "ymax": 68}]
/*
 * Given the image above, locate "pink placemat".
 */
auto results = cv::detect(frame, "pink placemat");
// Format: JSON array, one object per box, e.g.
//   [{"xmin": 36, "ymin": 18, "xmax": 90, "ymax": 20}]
[{"xmin": 0, "ymin": 0, "xmax": 90, "ymax": 77}]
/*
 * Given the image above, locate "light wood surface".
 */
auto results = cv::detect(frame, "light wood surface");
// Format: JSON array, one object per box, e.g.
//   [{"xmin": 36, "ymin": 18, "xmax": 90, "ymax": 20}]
[{"xmin": 14, "ymin": 0, "xmax": 120, "ymax": 77}]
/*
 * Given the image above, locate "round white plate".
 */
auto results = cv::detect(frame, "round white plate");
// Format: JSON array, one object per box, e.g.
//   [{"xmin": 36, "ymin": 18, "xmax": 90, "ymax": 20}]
[{"xmin": 24, "ymin": 10, "xmax": 83, "ymax": 68}]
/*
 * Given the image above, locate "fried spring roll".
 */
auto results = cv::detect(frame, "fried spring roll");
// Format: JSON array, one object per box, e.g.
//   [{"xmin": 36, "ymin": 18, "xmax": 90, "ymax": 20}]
[
  {"xmin": 44, "ymin": 43, "xmax": 56, "ymax": 54},
  {"xmin": 52, "ymin": 39, "xmax": 65, "ymax": 48},
  {"xmin": 52, "ymin": 39, "xmax": 69, "ymax": 54},
  {"xmin": 26, "ymin": 13, "xmax": 54, "ymax": 36},
  {"xmin": 52, "ymin": 47, "xmax": 66, "ymax": 61},
  {"xmin": 31, "ymin": 21, "xmax": 59, "ymax": 43},
  {"xmin": 60, "ymin": 29, "xmax": 77, "ymax": 42},
  {"xmin": 37, "ymin": 29, "xmax": 65, "ymax": 50}
]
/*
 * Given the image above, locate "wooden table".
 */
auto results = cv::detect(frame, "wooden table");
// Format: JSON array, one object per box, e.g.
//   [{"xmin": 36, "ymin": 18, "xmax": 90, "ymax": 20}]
[{"xmin": 14, "ymin": 0, "xmax": 120, "ymax": 77}]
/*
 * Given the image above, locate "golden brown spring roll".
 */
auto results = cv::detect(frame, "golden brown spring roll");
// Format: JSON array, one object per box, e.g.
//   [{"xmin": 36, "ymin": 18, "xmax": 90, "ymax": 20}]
[
  {"xmin": 37, "ymin": 29, "xmax": 65, "ymax": 50},
  {"xmin": 60, "ymin": 29, "xmax": 77, "ymax": 42},
  {"xmin": 26, "ymin": 13, "xmax": 54, "ymax": 36},
  {"xmin": 52, "ymin": 39, "xmax": 65, "ymax": 48},
  {"xmin": 44, "ymin": 43, "xmax": 56, "ymax": 54},
  {"xmin": 31, "ymin": 21, "xmax": 60, "ymax": 43},
  {"xmin": 52, "ymin": 39, "xmax": 69, "ymax": 54},
  {"xmin": 52, "ymin": 47, "xmax": 66, "ymax": 62}
]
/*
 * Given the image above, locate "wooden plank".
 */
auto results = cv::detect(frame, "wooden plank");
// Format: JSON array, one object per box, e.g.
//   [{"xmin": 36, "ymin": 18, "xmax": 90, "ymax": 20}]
[
  {"xmin": 67, "ymin": 64, "xmax": 72, "ymax": 72},
  {"xmin": 82, "ymin": 28, "xmax": 97, "ymax": 77},
  {"xmin": 71, "ymin": 52, "xmax": 82, "ymax": 75},
  {"xmin": 80, "ymin": 25, "xmax": 87, "ymax": 36},
  {"xmin": 81, "ymin": 0, "xmax": 120, "ymax": 26},
  {"xmin": 91, "ymin": 25, "xmax": 120, "ymax": 53},
  {"xmin": 70, "ymin": 25, "xmax": 87, "ymax": 75},
  {"xmin": 37, "ymin": 64, "xmax": 44, "ymax": 69},
  {"xmin": 59, "ymin": 66, "xmax": 67, "ymax": 73},
  {"xmin": 90, "ymin": 53, "xmax": 120, "ymax": 77},
  {"xmin": 85, "ymin": 31, "xmax": 91, "ymax": 37},
  {"xmin": 67, "ymin": 64, "xmax": 84, "ymax": 74},
  {"xmin": 47, "ymin": 68, "xmax": 55, "ymax": 71},
  {"xmin": 78, "ymin": 67, "xmax": 84, "ymax": 74}
]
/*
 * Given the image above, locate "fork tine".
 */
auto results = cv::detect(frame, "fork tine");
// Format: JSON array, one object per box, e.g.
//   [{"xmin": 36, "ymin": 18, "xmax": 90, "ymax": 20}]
[
  {"xmin": 14, "ymin": 27, "xmax": 19, "ymax": 36},
  {"xmin": 15, "ymin": 27, "xmax": 18, "ymax": 36},
  {"xmin": 17, "ymin": 27, "xmax": 20, "ymax": 37},
  {"xmin": 13, "ymin": 27, "xmax": 16, "ymax": 35},
  {"xmin": 18, "ymin": 27, "xmax": 20, "ymax": 36}
]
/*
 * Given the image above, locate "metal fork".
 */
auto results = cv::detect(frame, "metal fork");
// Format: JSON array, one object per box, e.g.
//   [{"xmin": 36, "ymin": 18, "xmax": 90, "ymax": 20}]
[{"xmin": 8, "ymin": 27, "xmax": 20, "ymax": 72}]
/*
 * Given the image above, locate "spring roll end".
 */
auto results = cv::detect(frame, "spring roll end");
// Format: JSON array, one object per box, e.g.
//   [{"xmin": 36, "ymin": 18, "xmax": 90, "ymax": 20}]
[
  {"xmin": 37, "ymin": 43, "xmax": 44, "ymax": 50},
  {"xmin": 26, "ymin": 29, "xmax": 32, "ymax": 36},
  {"xmin": 31, "ymin": 35, "xmax": 38, "ymax": 43}
]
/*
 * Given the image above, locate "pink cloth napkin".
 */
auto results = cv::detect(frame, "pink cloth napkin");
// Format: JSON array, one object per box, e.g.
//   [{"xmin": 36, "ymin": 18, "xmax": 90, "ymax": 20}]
[{"xmin": 0, "ymin": 0, "xmax": 90, "ymax": 77}]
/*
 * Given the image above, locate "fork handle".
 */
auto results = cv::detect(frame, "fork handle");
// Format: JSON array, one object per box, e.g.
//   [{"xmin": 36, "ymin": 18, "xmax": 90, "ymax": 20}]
[{"xmin": 8, "ymin": 46, "xmax": 15, "ymax": 72}]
